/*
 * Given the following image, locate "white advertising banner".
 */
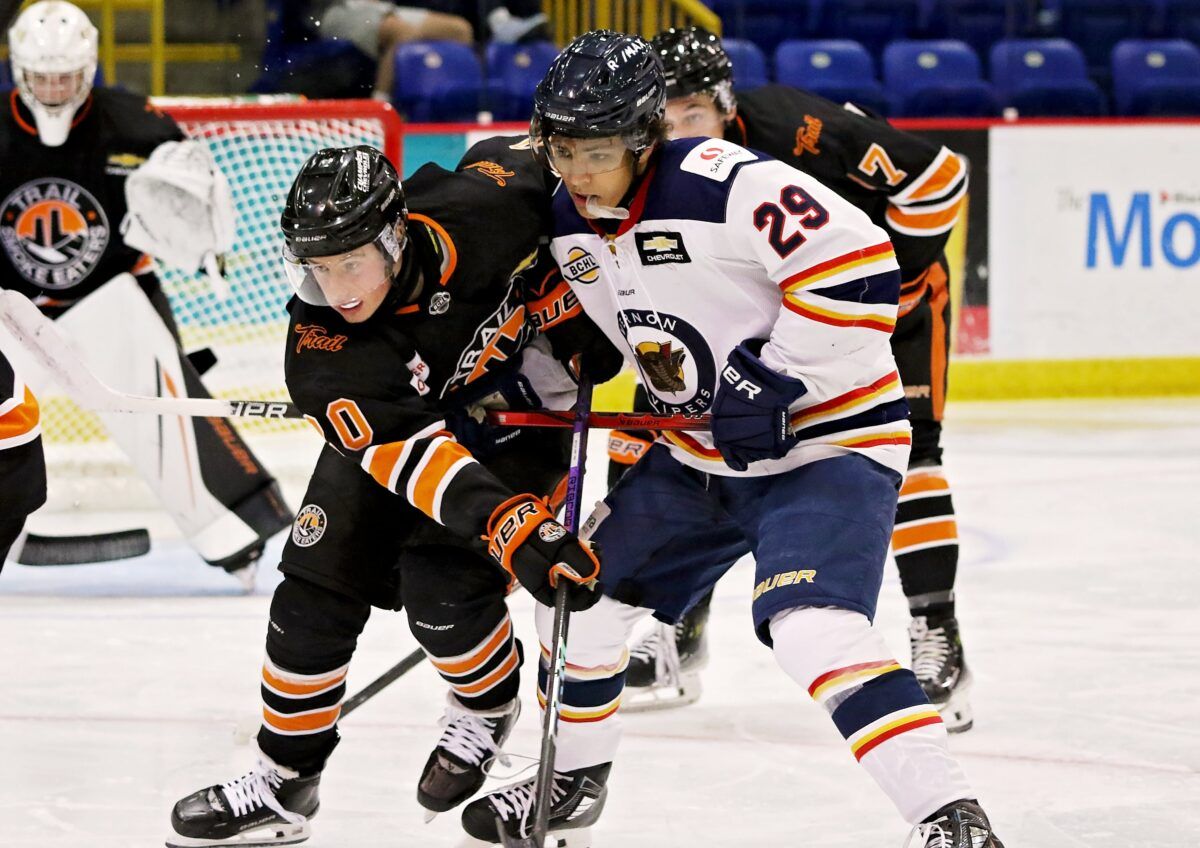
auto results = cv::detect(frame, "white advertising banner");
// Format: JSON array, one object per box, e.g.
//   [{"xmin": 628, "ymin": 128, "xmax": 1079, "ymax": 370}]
[{"xmin": 989, "ymin": 124, "xmax": 1200, "ymax": 359}]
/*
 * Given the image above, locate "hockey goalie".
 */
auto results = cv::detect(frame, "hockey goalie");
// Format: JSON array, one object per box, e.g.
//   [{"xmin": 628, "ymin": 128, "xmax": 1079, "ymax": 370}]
[{"xmin": 0, "ymin": 1, "xmax": 291, "ymax": 584}]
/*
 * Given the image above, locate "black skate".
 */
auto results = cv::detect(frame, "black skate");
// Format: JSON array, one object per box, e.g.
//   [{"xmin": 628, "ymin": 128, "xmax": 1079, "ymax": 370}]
[
  {"xmin": 910, "ymin": 615, "xmax": 973, "ymax": 733},
  {"xmin": 623, "ymin": 591, "xmax": 712, "ymax": 713},
  {"xmin": 460, "ymin": 762, "xmax": 610, "ymax": 846},
  {"xmin": 166, "ymin": 755, "xmax": 319, "ymax": 847},
  {"xmin": 418, "ymin": 695, "xmax": 520, "ymax": 820},
  {"xmin": 906, "ymin": 799, "xmax": 1004, "ymax": 848}
]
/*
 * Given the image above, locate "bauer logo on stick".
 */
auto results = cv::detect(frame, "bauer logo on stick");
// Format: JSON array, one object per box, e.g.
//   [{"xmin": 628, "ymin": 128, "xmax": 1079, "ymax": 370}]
[{"xmin": 292, "ymin": 504, "xmax": 328, "ymax": 547}]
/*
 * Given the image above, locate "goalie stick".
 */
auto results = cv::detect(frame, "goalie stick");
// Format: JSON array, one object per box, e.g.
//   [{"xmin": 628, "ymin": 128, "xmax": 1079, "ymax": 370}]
[
  {"xmin": 16, "ymin": 529, "xmax": 152, "ymax": 566},
  {"xmin": 2, "ymin": 290, "xmax": 713, "ymax": 431}
]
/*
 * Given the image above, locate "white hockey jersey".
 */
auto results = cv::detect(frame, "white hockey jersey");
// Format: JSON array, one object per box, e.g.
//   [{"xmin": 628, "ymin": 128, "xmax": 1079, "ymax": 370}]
[{"xmin": 550, "ymin": 136, "xmax": 911, "ymax": 478}]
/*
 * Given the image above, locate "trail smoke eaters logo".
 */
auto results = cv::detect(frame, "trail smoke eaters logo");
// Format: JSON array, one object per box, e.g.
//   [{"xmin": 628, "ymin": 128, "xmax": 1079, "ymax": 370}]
[
  {"xmin": 538, "ymin": 522, "xmax": 566, "ymax": 543},
  {"xmin": 635, "ymin": 341, "xmax": 688, "ymax": 392},
  {"xmin": 1, "ymin": 178, "xmax": 109, "ymax": 290},
  {"xmin": 293, "ymin": 323, "xmax": 348, "ymax": 354},
  {"xmin": 617, "ymin": 309, "xmax": 715, "ymax": 416},
  {"xmin": 562, "ymin": 246, "xmax": 599, "ymax": 285},
  {"xmin": 292, "ymin": 504, "xmax": 328, "ymax": 547}
]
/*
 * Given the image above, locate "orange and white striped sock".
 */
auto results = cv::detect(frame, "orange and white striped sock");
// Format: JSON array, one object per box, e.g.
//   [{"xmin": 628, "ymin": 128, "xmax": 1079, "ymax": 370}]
[
  {"xmin": 259, "ymin": 656, "xmax": 347, "ymax": 743},
  {"xmin": 425, "ymin": 614, "xmax": 521, "ymax": 711},
  {"xmin": 893, "ymin": 465, "xmax": 958, "ymax": 616}
]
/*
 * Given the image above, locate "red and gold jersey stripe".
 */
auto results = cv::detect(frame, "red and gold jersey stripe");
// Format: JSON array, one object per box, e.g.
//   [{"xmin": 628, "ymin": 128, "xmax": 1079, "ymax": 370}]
[
  {"xmin": 790, "ymin": 372, "xmax": 901, "ymax": 428},
  {"xmin": 779, "ymin": 242, "xmax": 896, "ymax": 293},
  {"xmin": 662, "ymin": 429, "xmax": 722, "ymax": 461},
  {"xmin": 849, "ymin": 707, "xmax": 943, "ymax": 761},
  {"xmin": 834, "ymin": 431, "xmax": 912, "ymax": 450},
  {"xmin": 782, "ymin": 296, "xmax": 896, "ymax": 333},
  {"xmin": 0, "ymin": 380, "xmax": 41, "ymax": 450},
  {"xmin": 536, "ymin": 690, "xmax": 622, "ymax": 723},
  {"xmin": 538, "ymin": 642, "xmax": 630, "ymax": 680}
]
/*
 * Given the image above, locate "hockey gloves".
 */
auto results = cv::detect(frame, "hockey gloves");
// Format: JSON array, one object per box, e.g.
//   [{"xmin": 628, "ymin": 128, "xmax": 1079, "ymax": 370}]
[
  {"xmin": 486, "ymin": 494, "xmax": 601, "ymax": 610},
  {"xmin": 710, "ymin": 339, "xmax": 807, "ymax": 472}
]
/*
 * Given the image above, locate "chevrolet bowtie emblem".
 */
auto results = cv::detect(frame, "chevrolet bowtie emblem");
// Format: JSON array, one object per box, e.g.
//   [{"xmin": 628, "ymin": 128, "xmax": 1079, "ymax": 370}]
[{"xmin": 642, "ymin": 236, "xmax": 679, "ymax": 252}]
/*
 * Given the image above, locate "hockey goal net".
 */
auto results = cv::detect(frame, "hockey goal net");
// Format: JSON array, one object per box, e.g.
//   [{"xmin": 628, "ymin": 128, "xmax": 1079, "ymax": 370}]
[{"xmin": 33, "ymin": 98, "xmax": 403, "ymax": 514}]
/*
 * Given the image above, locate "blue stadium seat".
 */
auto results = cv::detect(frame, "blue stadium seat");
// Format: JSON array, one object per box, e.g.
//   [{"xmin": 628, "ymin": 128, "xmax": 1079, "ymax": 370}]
[
  {"xmin": 392, "ymin": 41, "xmax": 483, "ymax": 122},
  {"xmin": 882, "ymin": 39, "xmax": 1000, "ymax": 116},
  {"xmin": 1112, "ymin": 38, "xmax": 1200, "ymax": 115},
  {"xmin": 1039, "ymin": 0, "xmax": 1157, "ymax": 81},
  {"xmin": 774, "ymin": 39, "xmax": 890, "ymax": 114},
  {"xmin": 249, "ymin": 39, "xmax": 374, "ymax": 97},
  {"xmin": 989, "ymin": 38, "xmax": 1106, "ymax": 115},
  {"xmin": 926, "ymin": 0, "xmax": 1036, "ymax": 70},
  {"xmin": 706, "ymin": 0, "xmax": 814, "ymax": 55},
  {"xmin": 722, "ymin": 38, "xmax": 770, "ymax": 89},
  {"xmin": 1, "ymin": 61, "xmax": 11, "ymax": 90},
  {"xmin": 811, "ymin": 0, "xmax": 923, "ymax": 60},
  {"xmin": 1160, "ymin": 0, "xmax": 1200, "ymax": 45},
  {"xmin": 485, "ymin": 40, "xmax": 559, "ymax": 121}
]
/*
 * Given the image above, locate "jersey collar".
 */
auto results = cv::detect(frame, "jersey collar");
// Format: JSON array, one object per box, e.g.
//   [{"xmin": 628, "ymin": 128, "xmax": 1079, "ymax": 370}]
[{"xmin": 10, "ymin": 89, "xmax": 94, "ymax": 138}]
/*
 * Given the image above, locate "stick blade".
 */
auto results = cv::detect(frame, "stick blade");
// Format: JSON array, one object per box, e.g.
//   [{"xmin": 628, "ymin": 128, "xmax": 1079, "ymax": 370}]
[{"xmin": 18, "ymin": 529, "xmax": 151, "ymax": 565}]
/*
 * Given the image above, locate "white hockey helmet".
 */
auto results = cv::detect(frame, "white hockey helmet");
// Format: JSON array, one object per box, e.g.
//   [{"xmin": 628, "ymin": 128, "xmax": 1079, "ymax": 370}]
[{"xmin": 8, "ymin": 1, "xmax": 99, "ymax": 147}]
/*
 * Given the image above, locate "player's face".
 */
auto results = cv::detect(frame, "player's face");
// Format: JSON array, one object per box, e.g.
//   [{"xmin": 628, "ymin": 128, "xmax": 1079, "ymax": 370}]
[
  {"xmin": 664, "ymin": 94, "xmax": 726, "ymax": 141},
  {"xmin": 305, "ymin": 244, "xmax": 392, "ymax": 322},
  {"xmin": 550, "ymin": 136, "xmax": 637, "ymax": 218},
  {"xmin": 24, "ymin": 70, "xmax": 86, "ymax": 107}
]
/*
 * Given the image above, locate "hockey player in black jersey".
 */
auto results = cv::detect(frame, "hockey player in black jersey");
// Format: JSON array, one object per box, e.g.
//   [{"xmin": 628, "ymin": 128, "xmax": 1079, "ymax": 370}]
[
  {"xmin": 611, "ymin": 26, "xmax": 975, "ymax": 729},
  {"xmin": 165, "ymin": 140, "xmax": 618, "ymax": 847},
  {"xmin": 0, "ymin": 1, "xmax": 290, "ymax": 584},
  {"xmin": 0, "ymin": 352, "xmax": 48, "ymax": 568}
]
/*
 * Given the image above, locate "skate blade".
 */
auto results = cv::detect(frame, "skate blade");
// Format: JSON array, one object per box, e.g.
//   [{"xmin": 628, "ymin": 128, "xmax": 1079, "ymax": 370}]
[
  {"xmin": 936, "ymin": 678, "xmax": 974, "ymax": 734},
  {"xmin": 165, "ymin": 818, "xmax": 310, "ymax": 847},
  {"xmin": 424, "ymin": 810, "xmax": 439, "ymax": 823},
  {"xmin": 463, "ymin": 825, "xmax": 593, "ymax": 848},
  {"xmin": 621, "ymin": 673, "xmax": 703, "ymax": 714}
]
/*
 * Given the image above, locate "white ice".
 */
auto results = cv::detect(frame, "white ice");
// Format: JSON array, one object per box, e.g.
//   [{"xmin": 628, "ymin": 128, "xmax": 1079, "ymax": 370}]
[{"xmin": 2, "ymin": 398, "xmax": 1199, "ymax": 848}]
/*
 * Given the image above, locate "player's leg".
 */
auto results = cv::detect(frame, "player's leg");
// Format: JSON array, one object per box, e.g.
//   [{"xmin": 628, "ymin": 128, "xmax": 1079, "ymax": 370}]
[
  {"xmin": 49, "ymin": 275, "xmax": 291, "ymax": 585},
  {"xmin": 462, "ymin": 445, "xmax": 750, "ymax": 843},
  {"xmin": 0, "ymin": 354, "xmax": 47, "ymax": 568},
  {"xmin": 400, "ymin": 544, "xmax": 522, "ymax": 818},
  {"xmin": 167, "ymin": 446, "xmax": 401, "ymax": 847},
  {"xmin": 892, "ymin": 258, "xmax": 972, "ymax": 730},
  {"xmin": 373, "ymin": 6, "xmax": 473, "ymax": 99},
  {"xmin": 739, "ymin": 454, "xmax": 1001, "ymax": 845}
]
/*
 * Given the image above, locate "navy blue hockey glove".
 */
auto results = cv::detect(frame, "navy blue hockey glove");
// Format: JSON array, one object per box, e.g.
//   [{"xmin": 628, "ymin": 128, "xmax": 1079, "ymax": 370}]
[
  {"xmin": 710, "ymin": 339, "xmax": 807, "ymax": 472},
  {"xmin": 446, "ymin": 407, "xmax": 524, "ymax": 461}
]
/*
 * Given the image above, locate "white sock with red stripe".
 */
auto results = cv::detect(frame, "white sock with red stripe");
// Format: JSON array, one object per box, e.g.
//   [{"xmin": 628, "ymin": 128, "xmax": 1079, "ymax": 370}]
[{"xmin": 770, "ymin": 606, "xmax": 972, "ymax": 823}]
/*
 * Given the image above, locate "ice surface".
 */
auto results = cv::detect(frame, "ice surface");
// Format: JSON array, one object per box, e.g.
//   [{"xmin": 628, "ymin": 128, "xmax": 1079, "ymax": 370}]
[{"xmin": 2, "ymin": 399, "xmax": 1198, "ymax": 847}]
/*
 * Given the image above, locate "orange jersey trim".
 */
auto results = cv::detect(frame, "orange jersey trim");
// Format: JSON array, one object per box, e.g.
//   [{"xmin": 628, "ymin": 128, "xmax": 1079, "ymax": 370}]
[
  {"xmin": 0, "ymin": 385, "xmax": 40, "ymax": 441},
  {"xmin": 906, "ymin": 153, "xmax": 964, "ymax": 202},
  {"xmin": 409, "ymin": 213, "xmax": 458, "ymax": 285},
  {"xmin": 411, "ymin": 438, "xmax": 474, "ymax": 517}
]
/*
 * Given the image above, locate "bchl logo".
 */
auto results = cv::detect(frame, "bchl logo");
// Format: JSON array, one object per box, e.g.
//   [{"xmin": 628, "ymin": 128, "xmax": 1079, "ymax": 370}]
[{"xmin": 1087, "ymin": 192, "xmax": 1200, "ymax": 269}]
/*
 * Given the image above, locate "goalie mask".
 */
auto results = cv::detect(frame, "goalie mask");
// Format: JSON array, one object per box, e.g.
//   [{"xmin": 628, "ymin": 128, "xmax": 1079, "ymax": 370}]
[
  {"xmin": 281, "ymin": 146, "xmax": 409, "ymax": 312},
  {"xmin": 8, "ymin": 1, "xmax": 99, "ymax": 147}
]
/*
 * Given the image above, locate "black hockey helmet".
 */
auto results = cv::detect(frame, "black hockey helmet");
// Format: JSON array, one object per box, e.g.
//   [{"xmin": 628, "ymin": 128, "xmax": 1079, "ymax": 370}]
[
  {"xmin": 281, "ymin": 145, "xmax": 406, "ymax": 260},
  {"xmin": 650, "ymin": 27, "xmax": 736, "ymax": 113},
  {"xmin": 281, "ymin": 146, "xmax": 410, "ymax": 307},
  {"xmin": 531, "ymin": 30, "xmax": 665, "ymax": 168}
]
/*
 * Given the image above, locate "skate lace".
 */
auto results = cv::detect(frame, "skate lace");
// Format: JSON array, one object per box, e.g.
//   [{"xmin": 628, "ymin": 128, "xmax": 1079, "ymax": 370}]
[
  {"xmin": 904, "ymin": 821, "xmax": 952, "ymax": 848},
  {"xmin": 437, "ymin": 702, "xmax": 507, "ymax": 768},
  {"xmin": 630, "ymin": 621, "xmax": 682, "ymax": 688},
  {"xmin": 491, "ymin": 774, "xmax": 568, "ymax": 834},
  {"xmin": 909, "ymin": 619, "xmax": 951, "ymax": 681},
  {"xmin": 220, "ymin": 760, "xmax": 305, "ymax": 825}
]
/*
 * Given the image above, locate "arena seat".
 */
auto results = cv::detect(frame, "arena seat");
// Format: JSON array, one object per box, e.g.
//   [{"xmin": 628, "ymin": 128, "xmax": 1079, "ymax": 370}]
[{"xmin": 990, "ymin": 38, "xmax": 1106, "ymax": 116}]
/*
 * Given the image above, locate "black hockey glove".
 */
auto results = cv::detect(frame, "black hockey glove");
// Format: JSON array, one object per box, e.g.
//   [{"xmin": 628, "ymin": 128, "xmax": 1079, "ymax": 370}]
[
  {"xmin": 485, "ymin": 494, "xmax": 601, "ymax": 610},
  {"xmin": 710, "ymin": 339, "xmax": 808, "ymax": 472},
  {"xmin": 446, "ymin": 406, "xmax": 524, "ymax": 461}
]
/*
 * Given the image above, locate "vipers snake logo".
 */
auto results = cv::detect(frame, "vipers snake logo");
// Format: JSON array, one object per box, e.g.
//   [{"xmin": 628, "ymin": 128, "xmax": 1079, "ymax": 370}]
[{"xmin": 1, "ymin": 178, "xmax": 110, "ymax": 290}]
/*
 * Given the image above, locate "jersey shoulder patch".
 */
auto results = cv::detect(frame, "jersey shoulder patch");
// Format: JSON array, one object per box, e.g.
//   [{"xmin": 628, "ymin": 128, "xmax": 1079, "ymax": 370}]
[{"xmin": 679, "ymin": 138, "xmax": 759, "ymax": 182}]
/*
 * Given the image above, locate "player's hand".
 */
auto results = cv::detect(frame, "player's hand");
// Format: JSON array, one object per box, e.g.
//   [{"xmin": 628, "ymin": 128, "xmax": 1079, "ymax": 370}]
[
  {"xmin": 485, "ymin": 495, "xmax": 601, "ymax": 610},
  {"xmin": 710, "ymin": 339, "xmax": 808, "ymax": 472}
]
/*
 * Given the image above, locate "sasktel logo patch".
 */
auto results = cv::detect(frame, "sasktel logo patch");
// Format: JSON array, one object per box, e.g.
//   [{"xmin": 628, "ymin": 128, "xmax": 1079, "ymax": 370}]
[
  {"xmin": 1, "ymin": 178, "xmax": 110, "ymax": 290},
  {"xmin": 562, "ymin": 245, "xmax": 600, "ymax": 284},
  {"xmin": 681, "ymin": 141, "xmax": 758, "ymax": 182}
]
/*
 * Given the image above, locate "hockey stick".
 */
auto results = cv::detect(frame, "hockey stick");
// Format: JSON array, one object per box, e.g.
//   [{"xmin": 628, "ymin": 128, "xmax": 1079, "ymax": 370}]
[
  {"xmin": 17, "ymin": 529, "xmax": 152, "ymax": 565},
  {"xmin": 488, "ymin": 409, "xmax": 710, "ymax": 431},
  {"xmin": 498, "ymin": 377, "xmax": 595, "ymax": 848},
  {"xmin": 340, "ymin": 646, "xmax": 426, "ymax": 718}
]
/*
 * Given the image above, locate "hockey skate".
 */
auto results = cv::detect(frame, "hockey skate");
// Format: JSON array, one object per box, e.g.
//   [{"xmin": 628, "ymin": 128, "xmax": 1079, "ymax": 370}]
[
  {"xmin": 459, "ymin": 762, "xmax": 610, "ymax": 846},
  {"xmin": 419, "ymin": 694, "xmax": 521, "ymax": 821},
  {"xmin": 905, "ymin": 799, "xmax": 1004, "ymax": 848},
  {"xmin": 166, "ymin": 753, "xmax": 319, "ymax": 847},
  {"xmin": 622, "ymin": 593, "xmax": 711, "ymax": 713},
  {"xmin": 910, "ymin": 615, "xmax": 973, "ymax": 733}
]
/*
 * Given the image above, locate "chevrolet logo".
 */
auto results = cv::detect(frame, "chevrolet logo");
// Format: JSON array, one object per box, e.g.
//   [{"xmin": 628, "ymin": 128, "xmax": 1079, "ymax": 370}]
[
  {"xmin": 642, "ymin": 236, "xmax": 679, "ymax": 252},
  {"xmin": 107, "ymin": 153, "xmax": 147, "ymax": 168}
]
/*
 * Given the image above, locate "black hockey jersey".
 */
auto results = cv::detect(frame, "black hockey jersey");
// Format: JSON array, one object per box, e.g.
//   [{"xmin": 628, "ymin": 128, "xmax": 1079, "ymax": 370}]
[
  {"xmin": 285, "ymin": 135, "xmax": 617, "ymax": 543},
  {"xmin": 0, "ymin": 88, "xmax": 184, "ymax": 302},
  {"xmin": 729, "ymin": 85, "xmax": 967, "ymax": 281},
  {"xmin": 0, "ymin": 350, "xmax": 47, "ymax": 517}
]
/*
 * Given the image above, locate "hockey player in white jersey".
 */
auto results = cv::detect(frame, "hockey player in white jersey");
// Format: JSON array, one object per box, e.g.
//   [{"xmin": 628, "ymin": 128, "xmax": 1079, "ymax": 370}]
[{"xmin": 460, "ymin": 32, "xmax": 1003, "ymax": 847}]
